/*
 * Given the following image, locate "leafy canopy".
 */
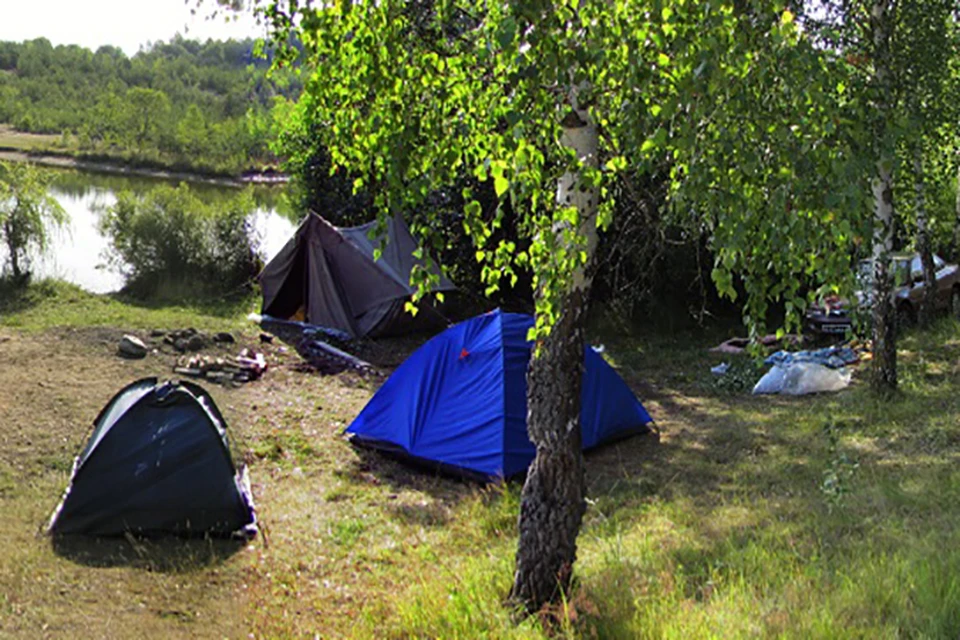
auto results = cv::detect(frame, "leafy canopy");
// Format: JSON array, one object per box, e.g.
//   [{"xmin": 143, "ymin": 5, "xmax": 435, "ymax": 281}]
[{"xmin": 260, "ymin": 0, "xmax": 867, "ymax": 337}]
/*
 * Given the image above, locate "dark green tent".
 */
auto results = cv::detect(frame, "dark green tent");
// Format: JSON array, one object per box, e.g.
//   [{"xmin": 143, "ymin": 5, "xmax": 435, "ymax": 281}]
[{"xmin": 47, "ymin": 378, "xmax": 256, "ymax": 537}]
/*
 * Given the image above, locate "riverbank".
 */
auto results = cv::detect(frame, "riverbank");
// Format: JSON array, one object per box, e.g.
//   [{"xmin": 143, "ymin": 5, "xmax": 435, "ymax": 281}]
[{"xmin": 0, "ymin": 125, "xmax": 288, "ymax": 188}]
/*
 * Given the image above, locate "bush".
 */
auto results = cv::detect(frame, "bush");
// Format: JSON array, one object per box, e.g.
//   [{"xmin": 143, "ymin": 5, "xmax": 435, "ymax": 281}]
[
  {"xmin": 100, "ymin": 183, "xmax": 260, "ymax": 299},
  {"xmin": 0, "ymin": 161, "xmax": 67, "ymax": 282}
]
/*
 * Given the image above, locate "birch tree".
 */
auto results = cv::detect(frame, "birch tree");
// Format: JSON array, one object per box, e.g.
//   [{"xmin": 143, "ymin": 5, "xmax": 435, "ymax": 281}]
[
  {"xmin": 251, "ymin": 0, "xmax": 852, "ymax": 613},
  {"xmin": 801, "ymin": 0, "xmax": 958, "ymax": 393},
  {"xmin": 870, "ymin": 0, "xmax": 898, "ymax": 392},
  {"xmin": 899, "ymin": 0, "xmax": 955, "ymax": 327}
]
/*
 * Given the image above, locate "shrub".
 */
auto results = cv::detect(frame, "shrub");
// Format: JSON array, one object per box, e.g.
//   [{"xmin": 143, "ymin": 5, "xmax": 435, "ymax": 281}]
[
  {"xmin": 100, "ymin": 183, "xmax": 260, "ymax": 299},
  {"xmin": 0, "ymin": 161, "xmax": 67, "ymax": 283}
]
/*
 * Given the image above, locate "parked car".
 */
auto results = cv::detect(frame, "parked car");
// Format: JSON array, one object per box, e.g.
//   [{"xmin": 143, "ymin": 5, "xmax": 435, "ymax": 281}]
[{"xmin": 804, "ymin": 253, "xmax": 960, "ymax": 337}]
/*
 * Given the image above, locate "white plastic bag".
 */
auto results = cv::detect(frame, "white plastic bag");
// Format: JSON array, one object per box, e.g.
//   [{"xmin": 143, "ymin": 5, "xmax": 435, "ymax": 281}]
[
  {"xmin": 752, "ymin": 365, "xmax": 788, "ymax": 394},
  {"xmin": 752, "ymin": 362, "xmax": 851, "ymax": 396},
  {"xmin": 779, "ymin": 362, "xmax": 851, "ymax": 395}
]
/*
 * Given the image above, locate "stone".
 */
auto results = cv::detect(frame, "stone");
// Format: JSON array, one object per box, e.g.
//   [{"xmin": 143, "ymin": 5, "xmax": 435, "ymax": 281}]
[
  {"xmin": 259, "ymin": 332, "xmax": 274, "ymax": 344},
  {"xmin": 170, "ymin": 328, "xmax": 197, "ymax": 341},
  {"xmin": 186, "ymin": 334, "xmax": 207, "ymax": 352},
  {"xmin": 118, "ymin": 335, "xmax": 148, "ymax": 359},
  {"xmin": 213, "ymin": 331, "xmax": 235, "ymax": 344}
]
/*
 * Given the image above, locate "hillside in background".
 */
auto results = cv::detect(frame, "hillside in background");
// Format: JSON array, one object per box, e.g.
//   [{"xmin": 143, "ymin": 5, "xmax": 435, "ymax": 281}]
[{"xmin": 0, "ymin": 36, "xmax": 301, "ymax": 175}]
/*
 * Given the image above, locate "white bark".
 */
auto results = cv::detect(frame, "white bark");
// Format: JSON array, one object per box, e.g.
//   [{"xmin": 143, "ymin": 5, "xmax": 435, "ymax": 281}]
[
  {"xmin": 869, "ymin": 0, "xmax": 897, "ymax": 392},
  {"xmin": 954, "ymin": 155, "xmax": 960, "ymax": 255},
  {"xmin": 872, "ymin": 164, "xmax": 894, "ymax": 267},
  {"xmin": 556, "ymin": 105, "xmax": 599, "ymax": 293},
  {"xmin": 916, "ymin": 155, "xmax": 927, "ymax": 237}
]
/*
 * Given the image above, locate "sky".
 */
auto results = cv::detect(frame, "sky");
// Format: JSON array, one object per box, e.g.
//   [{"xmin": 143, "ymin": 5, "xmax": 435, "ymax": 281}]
[{"xmin": 0, "ymin": 0, "xmax": 265, "ymax": 55}]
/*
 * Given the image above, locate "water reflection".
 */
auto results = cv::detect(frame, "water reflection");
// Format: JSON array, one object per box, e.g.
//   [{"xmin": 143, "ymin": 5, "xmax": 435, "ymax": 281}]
[{"xmin": 25, "ymin": 168, "xmax": 297, "ymax": 294}]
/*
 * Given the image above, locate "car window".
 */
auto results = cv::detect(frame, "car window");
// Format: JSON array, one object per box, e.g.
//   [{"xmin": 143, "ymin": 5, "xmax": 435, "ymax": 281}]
[{"xmin": 935, "ymin": 254, "xmax": 945, "ymax": 269}]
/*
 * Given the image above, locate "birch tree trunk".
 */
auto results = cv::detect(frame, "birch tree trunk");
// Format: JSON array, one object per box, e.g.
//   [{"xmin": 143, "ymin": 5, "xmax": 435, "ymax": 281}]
[
  {"xmin": 915, "ymin": 150, "xmax": 937, "ymax": 327},
  {"xmin": 870, "ymin": 0, "xmax": 897, "ymax": 395},
  {"xmin": 871, "ymin": 163, "xmax": 897, "ymax": 392},
  {"xmin": 954, "ymin": 155, "xmax": 960, "ymax": 260},
  {"xmin": 510, "ymin": 105, "xmax": 599, "ymax": 614}
]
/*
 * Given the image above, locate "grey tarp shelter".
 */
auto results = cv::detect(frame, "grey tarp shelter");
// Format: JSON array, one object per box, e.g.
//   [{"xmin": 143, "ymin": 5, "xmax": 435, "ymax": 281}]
[
  {"xmin": 258, "ymin": 212, "xmax": 455, "ymax": 338},
  {"xmin": 47, "ymin": 378, "xmax": 256, "ymax": 537}
]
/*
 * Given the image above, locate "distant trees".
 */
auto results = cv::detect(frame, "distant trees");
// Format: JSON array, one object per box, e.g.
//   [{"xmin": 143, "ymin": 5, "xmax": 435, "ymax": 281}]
[
  {"xmin": 125, "ymin": 88, "xmax": 172, "ymax": 153},
  {"xmin": 0, "ymin": 36, "xmax": 302, "ymax": 174},
  {"xmin": 0, "ymin": 161, "xmax": 66, "ymax": 281}
]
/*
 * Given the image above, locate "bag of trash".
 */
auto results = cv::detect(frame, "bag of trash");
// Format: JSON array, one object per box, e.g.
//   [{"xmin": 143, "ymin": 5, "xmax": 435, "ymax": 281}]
[
  {"xmin": 752, "ymin": 365, "xmax": 788, "ymax": 395},
  {"xmin": 779, "ymin": 362, "xmax": 851, "ymax": 395}
]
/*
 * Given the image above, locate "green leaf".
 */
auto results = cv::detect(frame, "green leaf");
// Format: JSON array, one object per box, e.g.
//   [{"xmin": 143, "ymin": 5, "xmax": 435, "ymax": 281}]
[
  {"xmin": 494, "ymin": 174, "xmax": 509, "ymax": 197},
  {"xmin": 496, "ymin": 16, "xmax": 518, "ymax": 50},
  {"xmin": 641, "ymin": 128, "xmax": 667, "ymax": 155},
  {"xmin": 604, "ymin": 156, "xmax": 628, "ymax": 172}
]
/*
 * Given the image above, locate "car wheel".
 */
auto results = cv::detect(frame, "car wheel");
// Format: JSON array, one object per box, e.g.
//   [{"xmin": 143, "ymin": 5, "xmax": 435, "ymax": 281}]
[
  {"xmin": 952, "ymin": 288, "xmax": 960, "ymax": 320},
  {"xmin": 897, "ymin": 304, "xmax": 915, "ymax": 332}
]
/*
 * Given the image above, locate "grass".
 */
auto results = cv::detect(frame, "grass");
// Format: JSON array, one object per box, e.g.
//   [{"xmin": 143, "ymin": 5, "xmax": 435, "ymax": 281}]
[
  {"xmin": 4, "ymin": 283, "xmax": 960, "ymax": 637},
  {"xmin": 0, "ymin": 124, "xmax": 61, "ymax": 153},
  {"xmin": 0, "ymin": 278, "xmax": 258, "ymax": 332}
]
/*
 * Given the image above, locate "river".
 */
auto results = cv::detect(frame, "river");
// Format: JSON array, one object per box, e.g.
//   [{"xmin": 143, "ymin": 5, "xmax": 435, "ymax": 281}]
[{"xmin": 23, "ymin": 168, "xmax": 298, "ymax": 294}]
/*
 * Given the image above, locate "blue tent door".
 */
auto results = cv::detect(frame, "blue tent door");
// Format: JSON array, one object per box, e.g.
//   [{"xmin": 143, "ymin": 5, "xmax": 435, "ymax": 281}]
[{"xmin": 347, "ymin": 310, "xmax": 652, "ymax": 479}]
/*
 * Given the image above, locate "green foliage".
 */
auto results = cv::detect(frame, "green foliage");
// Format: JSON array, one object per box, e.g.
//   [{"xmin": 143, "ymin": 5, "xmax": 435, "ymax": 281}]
[
  {"xmin": 269, "ymin": 97, "xmax": 373, "ymax": 223},
  {"xmin": 0, "ymin": 161, "xmax": 66, "ymax": 280},
  {"xmin": 260, "ymin": 0, "xmax": 810, "ymax": 339},
  {"xmin": 123, "ymin": 87, "xmax": 172, "ymax": 152},
  {"xmin": 710, "ymin": 357, "xmax": 766, "ymax": 395},
  {"xmin": 99, "ymin": 183, "xmax": 260, "ymax": 299},
  {"xmin": 254, "ymin": 0, "xmax": 903, "ymax": 346},
  {"xmin": 0, "ymin": 36, "xmax": 301, "ymax": 174}
]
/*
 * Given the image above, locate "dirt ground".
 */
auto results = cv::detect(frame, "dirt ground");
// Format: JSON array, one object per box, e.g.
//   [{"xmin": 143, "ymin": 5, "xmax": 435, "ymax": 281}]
[
  {"xmin": 0, "ymin": 325, "xmax": 370, "ymax": 638},
  {"xmin": 0, "ymin": 323, "xmax": 680, "ymax": 638}
]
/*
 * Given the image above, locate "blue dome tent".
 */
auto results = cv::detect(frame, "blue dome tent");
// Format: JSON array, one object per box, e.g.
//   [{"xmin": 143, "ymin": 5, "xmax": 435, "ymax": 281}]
[{"xmin": 346, "ymin": 310, "xmax": 653, "ymax": 480}]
